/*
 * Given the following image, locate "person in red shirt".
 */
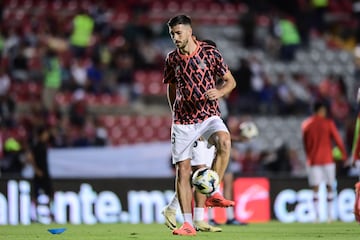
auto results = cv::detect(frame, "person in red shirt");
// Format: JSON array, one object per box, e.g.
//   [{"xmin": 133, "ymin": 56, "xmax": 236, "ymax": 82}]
[
  {"xmin": 301, "ymin": 100, "xmax": 348, "ymax": 223},
  {"xmin": 163, "ymin": 15, "xmax": 236, "ymax": 235},
  {"xmin": 350, "ymin": 88, "xmax": 360, "ymax": 222}
]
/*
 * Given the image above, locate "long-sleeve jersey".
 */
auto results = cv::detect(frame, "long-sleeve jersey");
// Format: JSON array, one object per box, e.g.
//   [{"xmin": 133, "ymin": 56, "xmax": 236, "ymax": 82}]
[{"xmin": 301, "ymin": 115, "xmax": 347, "ymax": 166}]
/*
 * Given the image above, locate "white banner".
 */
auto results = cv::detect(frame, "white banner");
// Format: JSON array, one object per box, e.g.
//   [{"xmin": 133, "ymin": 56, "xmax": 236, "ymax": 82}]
[{"xmin": 48, "ymin": 142, "xmax": 174, "ymax": 178}]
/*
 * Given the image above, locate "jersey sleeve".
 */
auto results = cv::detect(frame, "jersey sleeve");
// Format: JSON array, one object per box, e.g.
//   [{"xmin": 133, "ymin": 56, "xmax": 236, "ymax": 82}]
[
  {"xmin": 213, "ymin": 48, "xmax": 229, "ymax": 78},
  {"xmin": 301, "ymin": 121, "xmax": 310, "ymax": 155},
  {"xmin": 163, "ymin": 53, "xmax": 175, "ymax": 84}
]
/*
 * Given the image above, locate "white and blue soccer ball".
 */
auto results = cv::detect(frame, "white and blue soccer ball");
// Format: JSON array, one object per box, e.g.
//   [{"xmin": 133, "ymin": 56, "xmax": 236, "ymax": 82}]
[{"xmin": 191, "ymin": 167, "xmax": 219, "ymax": 195}]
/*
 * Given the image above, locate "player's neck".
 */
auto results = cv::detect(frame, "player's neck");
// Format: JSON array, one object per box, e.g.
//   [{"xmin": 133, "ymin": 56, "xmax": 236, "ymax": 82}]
[{"xmin": 179, "ymin": 39, "xmax": 197, "ymax": 56}]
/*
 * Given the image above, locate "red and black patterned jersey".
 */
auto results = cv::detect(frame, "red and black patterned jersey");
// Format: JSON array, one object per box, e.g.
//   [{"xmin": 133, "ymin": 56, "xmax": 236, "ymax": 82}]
[{"xmin": 163, "ymin": 41, "xmax": 229, "ymax": 124}]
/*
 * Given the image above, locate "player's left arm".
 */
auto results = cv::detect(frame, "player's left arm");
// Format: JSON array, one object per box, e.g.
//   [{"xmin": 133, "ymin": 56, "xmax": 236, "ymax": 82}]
[
  {"xmin": 205, "ymin": 71, "xmax": 236, "ymax": 100},
  {"xmin": 352, "ymin": 124, "xmax": 360, "ymax": 166},
  {"xmin": 330, "ymin": 121, "xmax": 348, "ymax": 161},
  {"xmin": 167, "ymin": 83, "xmax": 176, "ymax": 112}
]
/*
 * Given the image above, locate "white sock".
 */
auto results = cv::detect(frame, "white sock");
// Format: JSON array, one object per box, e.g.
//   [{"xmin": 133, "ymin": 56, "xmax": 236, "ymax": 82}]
[
  {"xmin": 313, "ymin": 191, "xmax": 319, "ymax": 221},
  {"xmin": 183, "ymin": 213, "xmax": 193, "ymax": 225},
  {"xmin": 193, "ymin": 207, "xmax": 204, "ymax": 222},
  {"xmin": 208, "ymin": 208, "xmax": 214, "ymax": 221},
  {"xmin": 327, "ymin": 192, "xmax": 334, "ymax": 220},
  {"xmin": 167, "ymin": 193, "xmax": 179, "ymax": 210},
  {"xmin": 226, "ymin": 206, "xmax": 234, "ymax": 220}
]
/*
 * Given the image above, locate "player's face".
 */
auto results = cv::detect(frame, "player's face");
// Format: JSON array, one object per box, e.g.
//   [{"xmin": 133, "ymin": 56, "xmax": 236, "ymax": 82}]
[{"xmin": 169, "ymin": 24, "xmax": 191, "ymax": 50}]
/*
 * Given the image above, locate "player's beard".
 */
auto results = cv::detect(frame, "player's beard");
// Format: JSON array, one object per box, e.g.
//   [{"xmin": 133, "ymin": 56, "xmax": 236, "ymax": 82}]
[{"xmin": 177, "ymin": 39, "xmax": 188, "ymax": 50}]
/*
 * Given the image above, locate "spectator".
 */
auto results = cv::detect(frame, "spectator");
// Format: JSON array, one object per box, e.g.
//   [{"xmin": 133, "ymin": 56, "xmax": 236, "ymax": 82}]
[
  {"xmin": 93, "ymin": 117, "xmax": 108, "ymax": 146},
  {"xmin": 69, "ymin": 8, "xmax": 94, "ymax": 59},
  {"xmin": 10, "ymin": 43, "xmax": 29, "ymax": 81},
  {"xmin": 287, "ymin": 72, "xmax": 313, "ymax": 113},
  {"xmin": 275, "ymin": 73, "xmax": 300, "ymax": 115},
  {"xmin": 275, "ymin": 13, "xmax": 301, "ymax": 61},
  {"xmin": 239, "ymin": 10, "xmax": 257, "ymax": 49},
  {"xmin": 70, "ymin": 58, "xmax": 89, "ymax": 90},
  {"xmin": 86, "ymin": 56, "xmax": 105, "ymax": 94},
  {"xmin": 112, "ymin": 50, "xmax": 139, "ymax": 103},
  {"xmin": 257, "ymin": 73, "xmax": 277, "ymax": 114},
  {"xmin": 42, "ymin": 48, "xmax": 62, "ymax": 111},
  {"xmin": 2, "ymin": 27, "xmax": 20, "ymax": 58},
  {"xmin": 89, "ymin": 1, "xmax": 112, "ymax": 39},
  {"xmin": 68, "ymin": 89, "xmax": 88, "ymax": 128},
  {"xmin": 0, "ymin": 93, "xmax": 16, "ymax": 128}
]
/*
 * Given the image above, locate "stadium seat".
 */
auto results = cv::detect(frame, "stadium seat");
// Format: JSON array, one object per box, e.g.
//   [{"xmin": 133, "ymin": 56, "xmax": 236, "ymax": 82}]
[
  {"xmin": 98, "ymin": 115, "xmax": 171, "ymax": 146},
  {"xmin": 134, "ymin": 70, "xmax": 166, "ymax": 96}
]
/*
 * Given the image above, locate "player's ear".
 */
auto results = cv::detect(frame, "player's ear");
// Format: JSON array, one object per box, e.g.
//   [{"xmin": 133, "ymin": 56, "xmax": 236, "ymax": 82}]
[{"xmin": 188, "ymin": 26, "xmax": 193, "ymax": 36}]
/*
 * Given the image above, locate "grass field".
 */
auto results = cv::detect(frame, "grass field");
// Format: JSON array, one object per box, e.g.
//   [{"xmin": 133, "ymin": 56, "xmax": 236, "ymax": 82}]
[{"xmin": 1, "ymin": 221, "xmax": 360, "ymax": 240}]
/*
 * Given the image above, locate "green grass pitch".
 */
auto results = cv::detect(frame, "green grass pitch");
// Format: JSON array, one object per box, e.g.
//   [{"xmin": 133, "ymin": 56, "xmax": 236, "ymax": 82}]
[{"xmin": 1, "ymin": 221, "xmax": 360, "ymax": 240}]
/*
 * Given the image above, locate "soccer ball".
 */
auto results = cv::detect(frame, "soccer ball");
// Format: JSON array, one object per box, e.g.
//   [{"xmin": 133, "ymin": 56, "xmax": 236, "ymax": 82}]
[
  {"xmin": 191, "ymin": 167, "xmax": 219, "ymax": 195},
  {"xmin": 239, "ymin": 121, "xmax": 259, "ymax": 139}
]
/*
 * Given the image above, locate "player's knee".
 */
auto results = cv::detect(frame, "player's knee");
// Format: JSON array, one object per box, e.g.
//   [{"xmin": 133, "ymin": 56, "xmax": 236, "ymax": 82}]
[
  {"xmin": 177, "ymin": 163, "xmax": 192, "ymax": 178},
  {"xmin": 218, "ymin": 135, "xmax": 231, "ymax": 154}
]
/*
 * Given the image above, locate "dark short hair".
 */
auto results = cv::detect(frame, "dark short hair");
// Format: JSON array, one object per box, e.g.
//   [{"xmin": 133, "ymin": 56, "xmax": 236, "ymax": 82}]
[
  {"xmin": 312, "ymin": 100, "xmax": 327, "ymax": 113},
  {"xmin": 202, "ymin": 39, "xmax": 217, "ymax": 48},
  {"xmin": 167, "ymin": 15, "xmax": 192, "ymax": 27}
]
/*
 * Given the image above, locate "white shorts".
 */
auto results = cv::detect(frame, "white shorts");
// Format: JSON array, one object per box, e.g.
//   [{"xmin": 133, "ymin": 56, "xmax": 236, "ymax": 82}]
[
  {"xmin": 191, "ymin": 140, "xmax": 215, "ymax": 167},
  {"xmin": 307, "ymin": 163, "xmax": 336, "ymax": 187},
  {"xmin": 171, "ymin": 116, "xmax": 229, "ymax": 164}
]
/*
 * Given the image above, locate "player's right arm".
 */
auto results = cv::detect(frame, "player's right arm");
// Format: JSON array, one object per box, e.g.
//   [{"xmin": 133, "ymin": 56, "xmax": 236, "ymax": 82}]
[{"xmin": 163, "ymin": 53, "xmax": 176, "ymax": 112}]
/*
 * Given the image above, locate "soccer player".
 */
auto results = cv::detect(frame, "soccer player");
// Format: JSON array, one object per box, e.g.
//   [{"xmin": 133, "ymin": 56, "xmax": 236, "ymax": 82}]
[
  {"xmin": 26, "ymin": 126, "xmax": 54, "ymax": 222},
  {"xmin": 163, "ymin": 15, "xmax": 236, "ymax": 235},
  {"xmin": 301, "ymin": 100, "xmax": 348, "ymax": 222},
  {"xmin": 350, "ymin": 87, "xmax": 360, "ymax": 221},
  {"xmin": 162, "ymin": 139, "xmax": 222, "ymax": 232},
  {"xmin": 163, "ymin": 121, "xmax": 258, "ymax": 230}
]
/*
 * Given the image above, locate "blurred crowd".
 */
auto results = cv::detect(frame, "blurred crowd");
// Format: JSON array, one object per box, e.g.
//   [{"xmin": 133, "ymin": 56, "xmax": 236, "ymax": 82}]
[{"xmin": 0, "ymin": 0, "xmax": 360, "ymax": 177}]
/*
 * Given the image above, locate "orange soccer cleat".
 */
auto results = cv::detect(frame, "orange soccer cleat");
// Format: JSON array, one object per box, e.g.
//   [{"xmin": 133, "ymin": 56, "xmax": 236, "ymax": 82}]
[
  {"xmin": 205, "ymin": 192, "xmax": 235, "ymax": 208},
  {"xmin": 172, "ymin": 222, "xmax": 196, "ymax": 236}
]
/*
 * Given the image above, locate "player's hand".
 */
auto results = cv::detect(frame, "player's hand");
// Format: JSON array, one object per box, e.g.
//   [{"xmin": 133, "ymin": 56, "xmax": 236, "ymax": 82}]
[{"xmin": 205, "ymin": 88, "xmax": 223, "ymax": 100}]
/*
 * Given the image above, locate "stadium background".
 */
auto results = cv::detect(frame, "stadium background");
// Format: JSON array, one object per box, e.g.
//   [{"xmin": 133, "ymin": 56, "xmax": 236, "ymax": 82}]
[{"xmin": 0, "ymin": 0, "xmax": 359, "ymax": 224}]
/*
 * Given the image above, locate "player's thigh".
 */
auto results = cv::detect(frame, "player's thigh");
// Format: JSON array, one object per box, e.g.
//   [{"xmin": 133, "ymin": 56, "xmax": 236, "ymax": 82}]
[
  {"xmin": 171, "ymin": 124, "xmax": 199, "ymax": 163},
  {"xmin": 323, "ymin": 163, "xmax": 336, "ymax": 186},
  {"xmin": 307, "ymin": 165, "xmax": 323, "ymax": 187},
  {"xmin": 201, "ymin": 116, "xmax": 230, "ymax": 145}
]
